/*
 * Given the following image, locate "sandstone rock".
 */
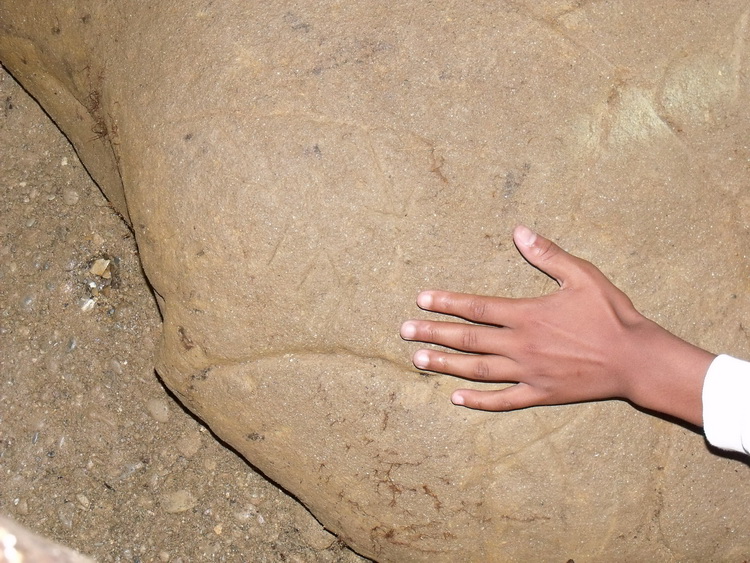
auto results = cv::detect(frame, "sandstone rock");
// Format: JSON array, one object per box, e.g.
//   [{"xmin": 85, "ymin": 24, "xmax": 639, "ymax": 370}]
[{"xmin": 1, "ymin": 1, "xmax": 748, "ymax": 560}]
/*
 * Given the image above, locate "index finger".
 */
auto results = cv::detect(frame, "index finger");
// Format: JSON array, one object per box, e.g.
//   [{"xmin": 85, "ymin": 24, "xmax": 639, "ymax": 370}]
[{"xmin": 416, "ymin": 290, "xmax": 524, "ymax": 327}]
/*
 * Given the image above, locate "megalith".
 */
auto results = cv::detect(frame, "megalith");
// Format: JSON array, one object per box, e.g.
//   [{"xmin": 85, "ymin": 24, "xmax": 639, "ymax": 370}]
[{"xmin": 1, "ymin": 1, "xmax": 748, "ymax": 560}]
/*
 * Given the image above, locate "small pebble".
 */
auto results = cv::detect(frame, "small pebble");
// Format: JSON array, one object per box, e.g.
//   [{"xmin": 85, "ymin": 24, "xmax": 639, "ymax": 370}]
[
  {"xmin": 176, "ymin": 432, "xmax": 202, "ymax": 458},
  {"xmin": 58, "ymin": 502, "xmax": 76, "ymax": 529},
  {"xmin": 76, "ymin": 493, "xmax": 90, "ymax": 509},
  {"xmin": 13, "ymin": 498, "xmax": 29, "ymax": 515},
  {"xmin": 62, "ymin": 189, "xmax": 79, "ymax": 205},
  {"xmin": 300, "ymin": 523, "xmax": 336, "ymax": 550},
  {"xmin": 108, "ymin": 359, "xmax": 124, "ymax": 375},
  {"xmin": 146, "ymin": 398, "xmax": 170, "ymax": 423},
  {"xmin": 234, "ymin": 505, "xmax": 258, "ymax": 522},
  {"xmin": 161, "ymin": 490, "xmax": 197, "ymax": 514},
  {"xmin": 90, "ymin": 258, "xmax": 111, "ymax": 277}
]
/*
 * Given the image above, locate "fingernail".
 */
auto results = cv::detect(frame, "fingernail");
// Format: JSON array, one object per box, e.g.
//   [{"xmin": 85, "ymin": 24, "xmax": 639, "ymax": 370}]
[
  {"xmin": 416, "ymin": 291, "xmax": 433, "ymax": 309},
  {"xmin": 413, "ymin": 350, "xmax": 429, "ymax": 369},
  {"xmin": 515, "ymin": 225, "xmax": 537, "ymax": 247},
  {"xmin": 400, "ymin": 321, "xmax": 417, "ymax": 339},
  {"xmin": 451, "ymin": 392, "xmax": 465, "ymax": 406}
]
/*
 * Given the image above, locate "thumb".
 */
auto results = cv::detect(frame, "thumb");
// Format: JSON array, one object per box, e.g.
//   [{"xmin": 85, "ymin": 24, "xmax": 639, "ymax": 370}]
[{"xmin": 513, "ymin": 225, "xmax": 586, "ymax": 287}]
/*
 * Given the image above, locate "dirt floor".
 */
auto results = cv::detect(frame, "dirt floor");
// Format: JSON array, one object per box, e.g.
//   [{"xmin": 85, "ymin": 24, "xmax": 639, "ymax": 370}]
[{"xmin": 0, "ymin": 66, "xmax": 367, "ymax": 562}]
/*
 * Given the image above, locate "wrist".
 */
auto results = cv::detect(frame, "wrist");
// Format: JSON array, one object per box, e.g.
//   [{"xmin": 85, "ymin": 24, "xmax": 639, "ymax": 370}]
[{"xmin": 620, "ymin": 318, "xmax": 714, "ymax": 426}]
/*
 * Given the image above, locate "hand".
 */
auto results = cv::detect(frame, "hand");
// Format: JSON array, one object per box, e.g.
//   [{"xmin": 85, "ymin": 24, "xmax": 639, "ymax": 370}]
[{"xmin": 401, "ymin": 225, "xmax": 715, "ymax": 426}]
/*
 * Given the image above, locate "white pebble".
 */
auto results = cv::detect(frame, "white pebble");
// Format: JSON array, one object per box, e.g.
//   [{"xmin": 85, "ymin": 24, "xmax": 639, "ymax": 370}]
[
  {"xmin": 76, "ymin": 494, "xmax": 90, "ymax": 509},
  {"xmin": 108, "ymin": 359, "xmax": 124, "ymax": 375},
  {"xmin": 146, "ymin": 398, "xmax": 170, "ymax": 422},
  {"xmin": 62, "ymin": 189, "xmax": 79, "ymax": 205},
  {"xmin": 13, "ymin": 498, "xmax": 29, "ymax": 515},
  {"xmin": 161, "ymin": 490, "xmax": 196, "ymax": 514},
  {"xmin": 176, "ymin": 432, "xmax": 202, "ymax": 458},
  {"xmin": 58, "ymin": 502, "xmax": 76, "ymax": 529}
]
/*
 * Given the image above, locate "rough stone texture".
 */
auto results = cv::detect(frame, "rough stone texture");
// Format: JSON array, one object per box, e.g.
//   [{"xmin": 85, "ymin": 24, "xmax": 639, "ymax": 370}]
[
  {"xmin": 0, "ymin": 65, "xmax": 361, "ymax": 562},
  {"xmin": 1, "ymin": 1, "xmax": 749, "ymax": 561}
]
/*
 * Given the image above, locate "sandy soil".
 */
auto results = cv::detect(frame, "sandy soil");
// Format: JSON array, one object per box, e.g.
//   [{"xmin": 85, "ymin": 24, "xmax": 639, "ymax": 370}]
[{"xmin": 0, "ymin": 66, "xmax": 367, "ymax": 562}]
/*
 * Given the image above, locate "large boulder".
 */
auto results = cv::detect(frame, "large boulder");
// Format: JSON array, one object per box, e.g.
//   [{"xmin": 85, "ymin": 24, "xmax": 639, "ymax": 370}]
[{"xmin": 2, "ymin": 1, "xmax": 748, "ymax": 560}]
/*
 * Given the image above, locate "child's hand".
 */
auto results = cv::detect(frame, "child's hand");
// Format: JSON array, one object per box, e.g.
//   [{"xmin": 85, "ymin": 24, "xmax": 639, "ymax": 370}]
[{"xmin": 401, "ymin": 226, "xmax": 714, "ymax": 425}]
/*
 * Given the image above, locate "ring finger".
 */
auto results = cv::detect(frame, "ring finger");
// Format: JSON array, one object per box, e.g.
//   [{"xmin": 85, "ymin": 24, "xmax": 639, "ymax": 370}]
[
  {"xmin": 412, "ymin": 348, "xmax": 521, "ymax": 382},
  {"xmin": 401, "ymin": 320, "xmax": 512, "ymax": 355}
]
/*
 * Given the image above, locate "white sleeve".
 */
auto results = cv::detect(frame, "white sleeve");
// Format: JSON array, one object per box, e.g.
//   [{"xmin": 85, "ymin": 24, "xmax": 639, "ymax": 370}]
[{"xmin": 702, "ymin": 354, "xmax": 750, "ymax": 454}]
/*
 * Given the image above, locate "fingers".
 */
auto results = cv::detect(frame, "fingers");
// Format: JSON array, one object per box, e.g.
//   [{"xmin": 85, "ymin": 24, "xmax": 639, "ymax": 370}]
[
  {"xmin": 513, "ymin": 225, "xmax": 592, "ymax": 288},
  {"xmin": 401, "ymin": 319, "xmax": 512, "ymax": 355},
  {"xmin": 415, "ymin": 290, "xmax": 523, "ymax": 327},
  {"xmin": 411, "ymin": 348, "xmax": 520, "ymax": 382},
  {"xmin": 451, "ymin": 384, "xmax": 546, "ymax": 412}
]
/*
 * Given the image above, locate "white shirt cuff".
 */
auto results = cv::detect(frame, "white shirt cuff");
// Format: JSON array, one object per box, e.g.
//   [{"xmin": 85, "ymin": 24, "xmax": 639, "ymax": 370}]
[{"xmin": 702, "ymin": 354, "xmax": 750, "ymax": 454}]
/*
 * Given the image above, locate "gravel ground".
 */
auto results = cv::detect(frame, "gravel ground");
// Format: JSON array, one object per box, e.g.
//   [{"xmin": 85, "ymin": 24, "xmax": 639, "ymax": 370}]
[{"xmin": 0, "ymin": 66, "xmax": 366, "ymax": 563}]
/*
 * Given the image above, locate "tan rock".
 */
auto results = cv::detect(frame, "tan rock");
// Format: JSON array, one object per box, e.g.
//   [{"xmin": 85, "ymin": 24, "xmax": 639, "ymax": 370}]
[{"xmin": 1, "ymin": 2, "xmax": 748, "ymax": 560}]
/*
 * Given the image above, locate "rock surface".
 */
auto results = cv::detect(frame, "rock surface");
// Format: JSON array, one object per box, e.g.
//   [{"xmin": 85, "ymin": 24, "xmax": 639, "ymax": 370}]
[
  {"xmin": 0, "ymin": 65, "xmax": 361, "ymax": 563},
  {"xmin": 1, "ymin": 1, "xmax": 749, "ymax": 560}
]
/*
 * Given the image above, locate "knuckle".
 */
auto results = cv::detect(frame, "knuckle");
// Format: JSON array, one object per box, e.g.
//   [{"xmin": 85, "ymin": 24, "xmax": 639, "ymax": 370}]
[
  {"xmin": 460, "ymin": 327, "xmax": 478, "ymax": 349},
  {"xmin": 534, "ymin": 238, "xmax": 559, "ymax": 262},
  {"xmin": 425, "ymin": 325, "xmax": 441, "ymax": 341},
  {"xmin": 575, "ymin": 259, "xmax": 604, "ymax": 283},
  {"xmin": 495, "ymin": 396, "xmax": 515, "ymax": 411},
  {"xmin": 476, "ymin": 394, "xmax": 514, "ymax": 411},
  {"xmin": 468, "ymin": 298, "xmax": 488, "ymax": 321},
  {"xmin": 523, "ymin": 341, "xmax": 538, "ymax": 356},
  {"xmin": 472, "ymin": 359, "xmax": 491, "ymax": 379}
]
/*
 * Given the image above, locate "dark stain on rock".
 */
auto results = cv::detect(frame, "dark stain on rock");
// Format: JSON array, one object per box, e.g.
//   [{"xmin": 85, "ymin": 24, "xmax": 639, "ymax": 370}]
[
  {"xmin": 283, "ymin": 12, "xmax": 311, "ymax": 33},
  {"xmin": 422, "ymin": 484, "xmax": 442, "ymax": 511},
  {"xmin": 503, "ymin": 162, "xmax": 530, "ymax": 199},
  {"xmin": 191, "ymin": 368, "xmax": 209, "ymax": 381},
  {"xmin": 430, "ymin": 147, "xmax": 448, "ymax": 184},
  {"xmin": 178, "ymin": 326, "xmax": 195, "ymax": 350}
]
